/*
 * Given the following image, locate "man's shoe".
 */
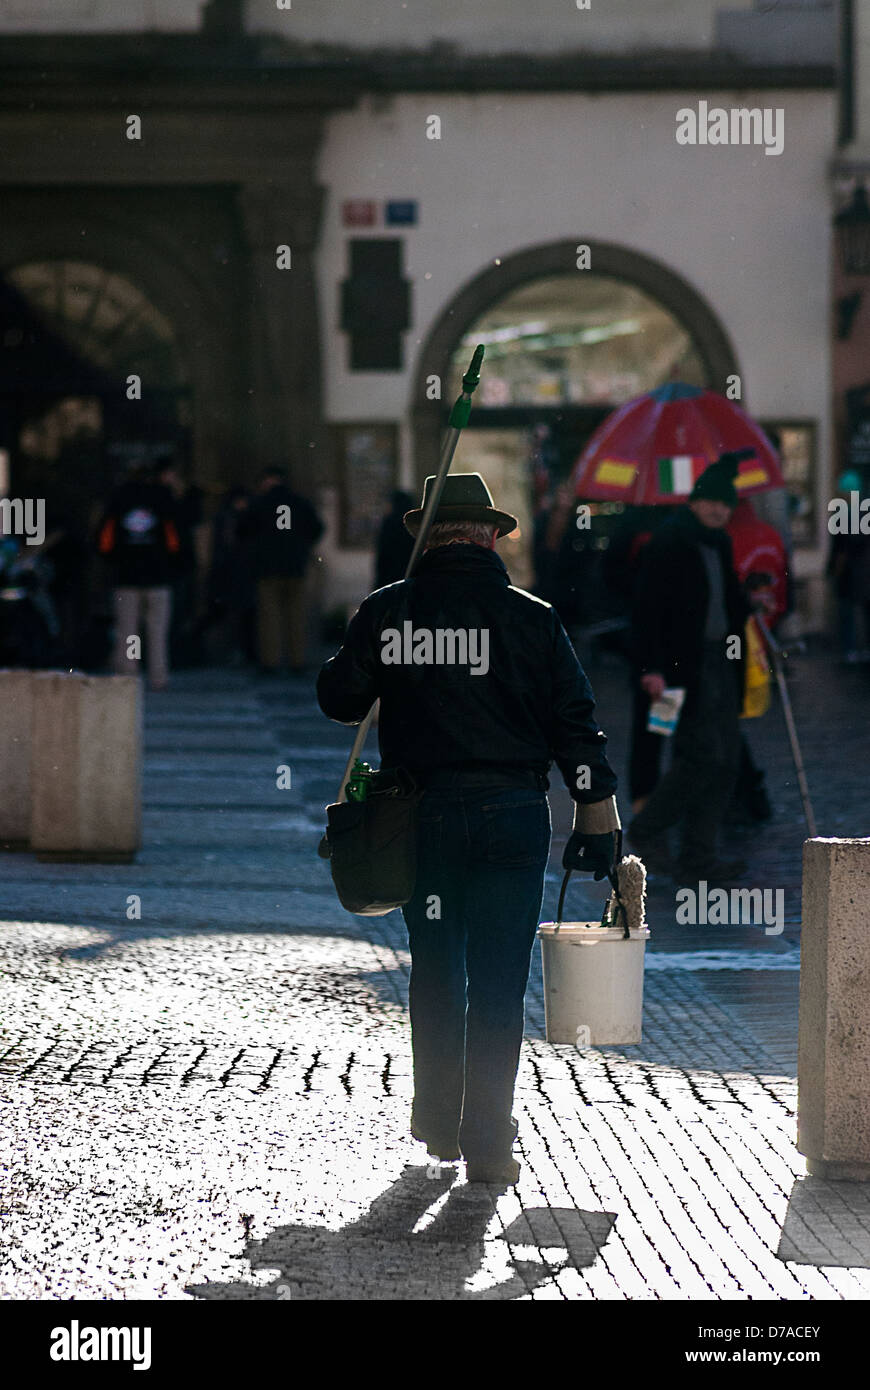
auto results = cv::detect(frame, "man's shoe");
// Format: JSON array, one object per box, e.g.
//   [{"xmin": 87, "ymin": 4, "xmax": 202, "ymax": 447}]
[
  {"xmin": 465, "ymin": 1157, "xmax": 521, "ymax": 1185},
  {"xmin": 410, "ymin": 1121, "xmax": 460, "ymax": 1162}
]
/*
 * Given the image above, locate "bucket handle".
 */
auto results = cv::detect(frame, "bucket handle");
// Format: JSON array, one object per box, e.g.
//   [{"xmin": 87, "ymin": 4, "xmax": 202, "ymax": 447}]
[{"xmin": 556, "ymin": 860, "xmax": 630, "ymax": 940}]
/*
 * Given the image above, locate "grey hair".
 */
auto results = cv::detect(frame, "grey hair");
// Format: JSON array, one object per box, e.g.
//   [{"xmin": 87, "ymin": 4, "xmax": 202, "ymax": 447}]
[{"xmin": 425, "ymin": 520, "xmax": 498, "ymax": 549}]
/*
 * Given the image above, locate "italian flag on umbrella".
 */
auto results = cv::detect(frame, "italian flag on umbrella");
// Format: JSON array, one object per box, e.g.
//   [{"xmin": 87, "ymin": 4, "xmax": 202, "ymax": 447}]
[
  {"xmin": 657, "ymin": 454, "xmax": 709, "ymax": 495},
  {"xmin": 571, "ymin": 382, "xmax": 785, "ymax": 504}
]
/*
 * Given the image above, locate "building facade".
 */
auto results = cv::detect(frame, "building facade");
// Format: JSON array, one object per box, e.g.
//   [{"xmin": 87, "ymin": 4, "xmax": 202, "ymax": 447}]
[{"xmin": 0, "ymin": 0, "xmax": 841, "ymax": 627}]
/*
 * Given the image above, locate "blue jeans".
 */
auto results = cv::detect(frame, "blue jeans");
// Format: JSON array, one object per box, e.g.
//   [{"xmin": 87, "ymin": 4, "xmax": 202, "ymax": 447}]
[{"xmin": 401, "ymin": 772, "xmax": 551, "ymax": 1162}]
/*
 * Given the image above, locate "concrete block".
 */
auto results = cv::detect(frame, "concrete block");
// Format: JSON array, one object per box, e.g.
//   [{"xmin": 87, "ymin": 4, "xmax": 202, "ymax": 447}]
[
  {"xmin": 30, "ymin": 672, "xmax": 142, "ymax": 861},
  {"xmin": 0, "ymin": 669, "xmax": 33, "ymax": 847},
  {"xmin": 798, "ymin": 837, "xmax": 870, "ymax": 1180}
]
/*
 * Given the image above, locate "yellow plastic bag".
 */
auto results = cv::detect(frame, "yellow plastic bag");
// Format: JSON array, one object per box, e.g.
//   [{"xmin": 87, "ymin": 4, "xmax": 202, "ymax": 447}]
[{"xmin": 740, "ymin": 616, "xmax": 771, "ymax": 719}]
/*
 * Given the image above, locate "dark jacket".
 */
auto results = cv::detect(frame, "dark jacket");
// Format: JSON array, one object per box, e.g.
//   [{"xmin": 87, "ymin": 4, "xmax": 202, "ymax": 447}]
[
  {"xmin": 632, "ymin": 507, "xmax": 750, "ymax": 704},
  {"xmin": 97, "ymin": 481, "xmax": 179, "ymax": 588},
  {"xmin": 317, "ymin": 543, "xmax": 617, "ymax": 806},
  {"xmin": 167, "ymin": 484, "xmax": 204, "ymax": 578},
  {"xmin": 208, "ymin": 496, "xmax": 257, "ymax": 608},
  {"xmin": 247, "ymin": 485, "xmax": 325, "ymax": 579}
]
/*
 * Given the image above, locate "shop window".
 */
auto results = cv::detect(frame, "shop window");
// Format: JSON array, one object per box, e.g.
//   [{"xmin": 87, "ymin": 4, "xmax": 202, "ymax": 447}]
[
  {"xmin": 334, "ymin": 422, "xmax": 398, "ymax": 548},
  {"xmin": 447, "ymin": 274, "xmax": 707, "ymax": 407}
]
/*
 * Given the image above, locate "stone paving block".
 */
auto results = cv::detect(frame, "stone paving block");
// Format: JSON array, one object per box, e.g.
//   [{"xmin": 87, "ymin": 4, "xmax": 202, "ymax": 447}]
[{"xmin": 608, "ymin": 1104, "xmax": 759, "ymax": 1299}]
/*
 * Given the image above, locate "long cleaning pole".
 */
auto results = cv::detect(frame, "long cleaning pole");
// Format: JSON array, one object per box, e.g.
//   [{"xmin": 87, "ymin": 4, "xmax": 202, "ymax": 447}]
[
  {"xmin": 756, "ymin": 614, "xmax": 817, "ymax": 837},
  {"xmin": 328, "ymin": 343, "xmax": 486, "ymax": 809}
]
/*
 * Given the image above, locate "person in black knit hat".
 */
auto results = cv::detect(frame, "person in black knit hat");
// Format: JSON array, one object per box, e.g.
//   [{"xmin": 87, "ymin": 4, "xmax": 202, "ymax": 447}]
[{"xmin": 626, "ymin": 451, "xmax": 755, "ymax": 882}]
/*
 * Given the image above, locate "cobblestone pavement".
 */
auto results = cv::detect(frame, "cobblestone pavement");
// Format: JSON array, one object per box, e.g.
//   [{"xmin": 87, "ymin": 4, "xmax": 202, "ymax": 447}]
[{"xmin": 1, "ymin": 647, "xmax": 870, "ymax": 1300}]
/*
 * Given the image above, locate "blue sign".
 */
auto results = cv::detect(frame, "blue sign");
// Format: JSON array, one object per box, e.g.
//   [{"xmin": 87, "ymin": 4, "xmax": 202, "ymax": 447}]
[{"xmin": 385, "ymin": 200, "xmax": 418, "ymax": 226}]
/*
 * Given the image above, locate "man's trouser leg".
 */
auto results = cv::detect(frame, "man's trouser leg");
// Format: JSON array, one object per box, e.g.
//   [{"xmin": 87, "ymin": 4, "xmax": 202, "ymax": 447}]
[
  {"xmin": 677, "ymin": 647, "xmax": 741, "ymax": 868},
  {"xmin": 628, "ymin": 680, "xmax": 662, "ymax": 803},
  {"xmin": 257, "ymin": 577, "xmax": 283, "ymax": 669},
  {"xmin": 629, "ymin": 715, "xmax": 699, "ymax": 844},
  {"xmin": 112, "ymin": 588, "xmax": 143, "ymax": 674},
  {"xmin": 402, "ymin": 789, "xmax": 469, "ymax": 1145},
  {"xmin": 144, "ymin": 586, "xmax": 172, "ymax": 689},
  {"xmin": 460, "ymin": 786, "xmax": 550, "ymax": 1162},
  {"xmin": 284, "ymin": 576, "xmax": 307, "ymax": 670}
]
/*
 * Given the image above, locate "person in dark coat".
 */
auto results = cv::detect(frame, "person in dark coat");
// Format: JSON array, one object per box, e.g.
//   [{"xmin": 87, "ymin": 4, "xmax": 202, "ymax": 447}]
[
  {"xmin": 96, "ymin": 462, "xmax": 180, "ymax": 691},
  {"xmin": 374, "ymin": 490, "xmax": 415, "ymax": 589},
  {"xmin": 199, "ymin": 487, "xmax": 258, "ymax": 664},
  {"xmin": 627, "ymin": 455, "xmax": 751, "ymax": 882},
  {"xmin": 246, "ymin": 467, "xmax": 325, "ymax": 673},
  {"xmin": 156, "ymin": 457, "xmax": 204, "ymax": 668},
  {"xmin": 603, "ymin": 505, "xmax": 674, "ymax": 812},
  {"xmin": 317, "ymin": 472, "xmax": 619, "ymax": 1185}
]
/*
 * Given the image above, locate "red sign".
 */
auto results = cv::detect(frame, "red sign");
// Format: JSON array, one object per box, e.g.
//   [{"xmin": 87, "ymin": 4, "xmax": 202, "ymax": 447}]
[{"xmin": 342, "ymin": 200, "xmax": 377, "ymax": 227}]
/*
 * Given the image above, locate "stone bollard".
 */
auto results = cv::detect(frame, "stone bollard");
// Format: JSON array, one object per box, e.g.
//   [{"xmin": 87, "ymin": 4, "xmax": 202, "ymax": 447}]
[
  {"xmin": 30, "ymin": 672, "xmax": 142, "ymax": 862},
  {"xmin": 798, "ymin": 837, "xmax": 870, "ymax": 1180},
  {"xmin": 0, "ymin": 669, "xmax": 34, "ymax": 848}
]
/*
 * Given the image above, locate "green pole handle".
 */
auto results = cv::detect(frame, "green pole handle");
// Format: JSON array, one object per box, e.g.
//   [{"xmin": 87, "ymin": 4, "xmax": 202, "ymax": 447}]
[
  {"xmin": 461, "ymin": 342, "xmax": 485, "ymax": 394},
  {"xmin": 448, "ymin": 342, "xmax": 486, "ymax": 429},
  {"xmin": 319, "ymin": 343, "xmax": 486, "ymax": 852}
]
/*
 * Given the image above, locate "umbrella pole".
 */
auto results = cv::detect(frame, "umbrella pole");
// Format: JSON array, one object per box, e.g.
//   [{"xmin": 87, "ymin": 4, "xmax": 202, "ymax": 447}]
[
  {"xmin": 757, "ymin": 615, "xmax": 817, "ymax": 837},
  {"xmin": 323, "ymin": 345, "xmax": 486, "ymax": 820}
]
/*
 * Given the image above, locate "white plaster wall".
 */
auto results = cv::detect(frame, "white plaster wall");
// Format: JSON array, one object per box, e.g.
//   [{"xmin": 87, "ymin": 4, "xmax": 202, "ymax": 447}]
[
  {"xmin": 315, "ymin": 88, "xmax": 835, "ymax": 615},
  {"xmin": 248, "ymin": 0, "xmax": 751, "ymax": 55}
]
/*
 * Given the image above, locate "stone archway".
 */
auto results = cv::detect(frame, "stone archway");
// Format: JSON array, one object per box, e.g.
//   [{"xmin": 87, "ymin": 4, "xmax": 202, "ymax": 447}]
[
  {"xmin": 410, "ymin": 239, "xmax": 741, "ymax": 484},
  {"xmin": 0, "ymin": 188, "xmax": 243, "ymax": 492}
]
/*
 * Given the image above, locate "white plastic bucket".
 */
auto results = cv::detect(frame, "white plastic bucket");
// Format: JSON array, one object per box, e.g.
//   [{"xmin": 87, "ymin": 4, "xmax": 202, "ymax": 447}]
[{"xmin": 537, "ymin": 920, "xmax": 650, "ymax": 1045}]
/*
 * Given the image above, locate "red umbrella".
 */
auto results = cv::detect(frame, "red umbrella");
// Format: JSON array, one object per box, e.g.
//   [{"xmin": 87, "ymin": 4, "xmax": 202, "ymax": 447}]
[{"xmin": 571, "ymin": 382, "xmax": 784, "ymax": 504}]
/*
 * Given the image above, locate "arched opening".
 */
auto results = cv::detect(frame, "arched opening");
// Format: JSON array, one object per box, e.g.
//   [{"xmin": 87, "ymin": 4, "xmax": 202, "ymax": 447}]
[
  {"xmin": 1, "ymin": 259, "xmax": 191, "ymax": 513},
  {"xmin": 0, "ymin": 259, "xmax": 193, "ymax": 666},
  {"xmin": 412, "ymin": 241, "xmax": 739, "ymax": 594}
]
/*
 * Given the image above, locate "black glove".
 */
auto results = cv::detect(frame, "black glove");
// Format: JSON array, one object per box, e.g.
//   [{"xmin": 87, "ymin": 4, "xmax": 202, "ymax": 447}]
[{"xmin": 562, "ymin": 830, "xmax": 619, "ymax": 880}]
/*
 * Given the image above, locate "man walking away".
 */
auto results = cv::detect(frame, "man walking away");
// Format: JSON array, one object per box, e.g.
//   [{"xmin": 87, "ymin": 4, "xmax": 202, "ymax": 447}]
[
  {"xmin": 317, "ymin": 473, "xmax": 620, "ymax": 1185},
  {"xmin": 97, "ymin": 461, "xmax": 180, "ymax": 691},
  {"xmin": 628, "ymin": 454, "xmax": 751, "ymax": 882},
  {"xmin": 248, "ymin": 467, "xmax": 324, "ymax": 674}
]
